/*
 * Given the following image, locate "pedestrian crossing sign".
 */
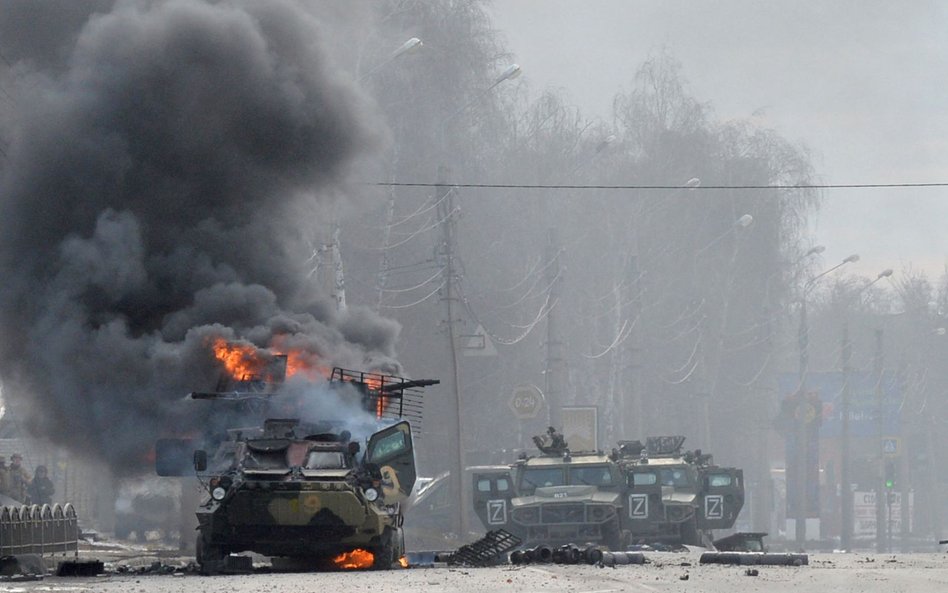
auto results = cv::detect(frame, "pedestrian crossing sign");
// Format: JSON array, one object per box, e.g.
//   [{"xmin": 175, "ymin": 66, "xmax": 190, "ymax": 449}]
[{"xmin": 882, "ymin": 437, "xmax": 900, "ymax": 458}]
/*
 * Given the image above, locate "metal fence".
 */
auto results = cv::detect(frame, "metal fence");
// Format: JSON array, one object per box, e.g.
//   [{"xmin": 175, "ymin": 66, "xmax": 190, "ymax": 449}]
[{"xmin": 0, "ymin": 503, "xmax": 78, "ymax": 557}]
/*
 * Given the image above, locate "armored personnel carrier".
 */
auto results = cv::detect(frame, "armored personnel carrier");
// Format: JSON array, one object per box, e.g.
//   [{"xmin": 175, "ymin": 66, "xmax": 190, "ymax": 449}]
[
  {"xmin": 471, "ymin": 429, "xmax": 743, "ymax": 549},
  {"xmin": 192, "ymin": 417, "xmax": 415, "ymax": 573},
  {"xmin": 157, "ymin": 365, "xmax": 436, "ymax": 573}
]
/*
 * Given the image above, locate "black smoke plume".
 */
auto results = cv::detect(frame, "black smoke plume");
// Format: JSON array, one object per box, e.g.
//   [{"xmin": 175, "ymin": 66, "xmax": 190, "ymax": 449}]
[{"xmin": 0, "ymin": 0, "xmax": 398, "ymax": 472}]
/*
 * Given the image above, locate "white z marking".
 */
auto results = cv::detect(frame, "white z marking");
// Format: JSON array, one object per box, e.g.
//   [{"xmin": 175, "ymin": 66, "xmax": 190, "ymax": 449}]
[
  {"xmin": 628, "ymin": 493, "xmax": 648, "ymax": 519},
  {"xmin": 487, "ymin": 499, "xmax": 507, "ymax": 525},
  {"xmin": 705, "ymin": 495, "xmax": 724, "ymax": 520}
]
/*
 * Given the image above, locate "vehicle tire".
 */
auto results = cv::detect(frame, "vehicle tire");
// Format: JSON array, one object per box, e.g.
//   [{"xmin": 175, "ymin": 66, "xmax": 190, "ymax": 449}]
[
  {"xmin": 372, "ymin": 528, "xmax": 396, "ymax": 570},
  {"xmin": 196, "ymin": 533, "xmax": 224, "ymax": 575},
  {"xmin": 679, "ymin": 516, "xmax": 702, "ymax": 547}
]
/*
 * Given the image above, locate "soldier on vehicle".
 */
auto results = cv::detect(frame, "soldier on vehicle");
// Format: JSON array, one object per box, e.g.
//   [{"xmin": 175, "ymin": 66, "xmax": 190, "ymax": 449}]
[{"xmin": 8, "ymin": 454, "xmax": 30, "ymax": 502}]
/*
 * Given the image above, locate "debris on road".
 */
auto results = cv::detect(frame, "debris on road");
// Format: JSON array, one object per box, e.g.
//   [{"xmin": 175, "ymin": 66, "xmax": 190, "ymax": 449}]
[
  {"xmin": 700, "ymin": 551, "xmax": 808, "ymax": 566},
  {"xmin": 449, "ymin": 529, "xmax": 521, "ymax": 567}
]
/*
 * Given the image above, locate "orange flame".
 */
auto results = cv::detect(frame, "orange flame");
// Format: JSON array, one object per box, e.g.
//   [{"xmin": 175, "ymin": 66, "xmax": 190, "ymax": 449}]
[
  {"xmin": 359, "ymin": 375, "xmax": 386, "ymax": 420},
  {"xmin": 212, "ymin": 338, "xmax": 268, "ymax": 381},
  {"xmin": 332, "ymin": 548, "xmax": 374, "ymax": 569},
  {"xmin": 398, "ymin": 556, "xmax": 409, "ymax": 568},
  {"xmin": 270, "ymin": 335, "xmax": 331, "ymax": 381},
  {"xmin": 211, "ymin": 336, "xmax": 333, "ymax": 383}
]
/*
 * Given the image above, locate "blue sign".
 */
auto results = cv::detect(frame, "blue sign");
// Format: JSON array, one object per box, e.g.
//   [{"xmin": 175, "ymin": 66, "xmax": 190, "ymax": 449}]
[
  {"xmin": 777, "ymin": 371, "xmax": 900, "ymax": 437},
  {"xmin": 882, "ymin": 437, "xmax": 900, "ymax": 457}
]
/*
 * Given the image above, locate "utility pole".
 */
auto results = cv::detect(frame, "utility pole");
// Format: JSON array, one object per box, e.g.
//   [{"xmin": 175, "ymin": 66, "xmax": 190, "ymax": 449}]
[
  {"xmin": 436, "ymin": 170, "xmax": 466, "ymax": 538},
  {"xmin": 329, "ymin": 222, "xmax": 347, "ymax": 311},
  {"xmin": 627, "ymin": 254, "xmax": 644, "ymax": 439},
  {"xmin": 840, "ymin": 321, "xmax": 853, "ymax": 551},
  {"xmin": 795, "ymin": 300, "xmax": 810, "ymax": 548},
  {"xmin": 430, "ymin": 65, "xmax": 520, "ymax": 538},
  {"xmin": 874, "ymin": 328, "xmax": 886, "ymax": 552},
  {"xmin": 794, "ymin": 255, "xmax": 858, "ymax": 549},
  {"xmin": 543, "ymin": 229, "xmax": 564, "ymax": 429}
]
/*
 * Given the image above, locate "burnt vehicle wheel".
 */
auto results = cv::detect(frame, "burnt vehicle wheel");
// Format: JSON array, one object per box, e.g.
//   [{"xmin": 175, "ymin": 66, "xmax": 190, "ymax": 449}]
[
  {"xmin": 196, "ymin": 533, "xmax": 225, "ymax": 575},
  {"xmin": 372, "ymin": 528, "xmax": 398, "ymax": 570}
]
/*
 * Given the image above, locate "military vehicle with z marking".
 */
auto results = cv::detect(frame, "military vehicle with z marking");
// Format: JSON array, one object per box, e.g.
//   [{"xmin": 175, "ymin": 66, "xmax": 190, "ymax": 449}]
[{"xmin": 471, "ymin": 430, "xmax": 743, "ymax": 550}]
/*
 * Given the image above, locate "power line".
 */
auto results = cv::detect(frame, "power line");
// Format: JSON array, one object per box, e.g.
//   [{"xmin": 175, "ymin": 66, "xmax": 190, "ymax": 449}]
[{"xmin": 372, "ymin": 181, "xmax": 948, "ymax": 191}]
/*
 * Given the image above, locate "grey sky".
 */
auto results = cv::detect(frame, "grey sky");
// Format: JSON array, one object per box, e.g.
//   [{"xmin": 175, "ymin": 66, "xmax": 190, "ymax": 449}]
[{"xmin": 489, "ymin": 1, "xmax": 948, "ymax": 279}]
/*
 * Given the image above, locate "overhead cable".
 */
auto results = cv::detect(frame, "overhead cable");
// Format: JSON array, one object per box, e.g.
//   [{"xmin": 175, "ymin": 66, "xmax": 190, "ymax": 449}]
[{"xmin": 373, "ymin": 181, "xmax": 948, "ymax": 191}]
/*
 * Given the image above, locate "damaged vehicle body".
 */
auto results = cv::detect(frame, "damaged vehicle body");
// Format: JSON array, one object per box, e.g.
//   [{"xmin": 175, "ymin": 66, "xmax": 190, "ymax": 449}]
[
  {"xmin": 157, "ymin": 365, "xmax": 436, "ymax": 573},
  {"xmin": 192, "ymin": 418, "xmax": 414, "ymax": 573}
]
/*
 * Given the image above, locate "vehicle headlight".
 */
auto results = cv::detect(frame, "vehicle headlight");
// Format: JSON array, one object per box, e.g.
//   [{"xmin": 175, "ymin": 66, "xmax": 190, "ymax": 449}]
[
  {"xmin": 211, "ymin": 487, "xmax": 227, "ymax": 501},
  {"xmin": 364, "ymin": 487, "xmax": 379, "ymax": 502}
]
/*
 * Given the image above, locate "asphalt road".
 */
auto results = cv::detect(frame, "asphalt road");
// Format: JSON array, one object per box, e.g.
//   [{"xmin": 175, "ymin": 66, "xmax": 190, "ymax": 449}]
[{"xmin": 5, "ymin": 552, "xmax": 948, "ymax": 593}]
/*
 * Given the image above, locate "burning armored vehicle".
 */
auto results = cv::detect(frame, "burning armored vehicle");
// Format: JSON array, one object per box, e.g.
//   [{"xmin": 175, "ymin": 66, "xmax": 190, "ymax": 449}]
[
  {"xmin": 471, "ymin": 430, "xmax": 743, "ymax": 549},
  {"xmin": 158, "ymin": 362, "xmax": 436, "ymax": 573},
  {"xmin": 192, "ymin": 416, "xmax": 415, "ymax": 573}
]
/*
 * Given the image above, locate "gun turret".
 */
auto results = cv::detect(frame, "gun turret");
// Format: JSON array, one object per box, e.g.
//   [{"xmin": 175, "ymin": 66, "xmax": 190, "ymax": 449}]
[
  {"xmin": 379, "ymin": 378, "xmax": 441, "ymax": 393},
  {"xmin": 533, "ymin": 427, "xmax": 569, "ymax": 455}
]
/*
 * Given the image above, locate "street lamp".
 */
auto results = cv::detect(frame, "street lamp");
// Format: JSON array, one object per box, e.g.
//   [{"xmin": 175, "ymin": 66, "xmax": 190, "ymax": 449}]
[
  {"xmin": 695, "ymin": 214, "xmax": 754, "ymax": 255},
  {"xmin": 839, "ymin": 266, "xmax": 893, "ymax": 552},
  {"xmin": 693, "ymin": 213, "xmax": 755, "ymax": 456},
  {"xmin": 623, "ymin": 177, "xmax": 702, "ymax": 439},
  {"xmin": 562, "ymin": 132, "xmax": 618, "ymax": 181},
  {"xmin": 358, "ymin": 37, "xmax": 423, "ymax": 81},
  {"xmin": 595, "ymin": 134, "xmax": 617, "ymax": 153},
  {"xmin": 488, "ymin": 63, "xmax": 522, "ymax": 89},
  {"xmin": 748, "ymin": 243, "xmax": 825, "ymax": 533},
  {"xmin": 437, "ymin": 64, "xmax": 522, "ymax": 539},
  {"xmin": 320, "ymin": 37, "xmax": 426, "ymax": 311},
  {"xmin": 443, "ymin": 64, "xmax": 521, "ymax": 125},
  {"xmin": 794, "ymin": 253, "xmax": 858, "ymax": 548}
]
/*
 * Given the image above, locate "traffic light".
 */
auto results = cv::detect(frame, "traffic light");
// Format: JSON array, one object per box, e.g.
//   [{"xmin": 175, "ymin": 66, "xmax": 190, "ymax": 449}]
[{"xmin": 884, "ymin": 459, "xmax": 896, "ymax": 489}]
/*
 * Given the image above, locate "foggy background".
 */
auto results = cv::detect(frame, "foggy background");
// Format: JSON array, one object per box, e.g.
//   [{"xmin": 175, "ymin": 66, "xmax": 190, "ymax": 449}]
[
  {"xmin": 0, "ymin": 0, "xmax": 945, "ymax": 544},
  {"xmin": 491, "ymin": 1, "xmax": 948, "ymax": 278}
]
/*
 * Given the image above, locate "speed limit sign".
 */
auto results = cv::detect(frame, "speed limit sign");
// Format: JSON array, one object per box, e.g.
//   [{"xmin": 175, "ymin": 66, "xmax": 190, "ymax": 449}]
[{"xmin": 508, "ymin": 385, "xmax": 544, "ymax": 420}]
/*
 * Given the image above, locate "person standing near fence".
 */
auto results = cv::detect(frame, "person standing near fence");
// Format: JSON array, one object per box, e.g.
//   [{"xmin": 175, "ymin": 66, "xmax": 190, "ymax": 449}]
[
  {"xmin": 8, "ymin": 454, "xmax": 30, "ymax": 502},
  {"xmin": 0, "ymin": 457, "xmax": 10, "ymax": 499},
  {"xmin": 27, "ymin": 466, "xmax": 54, "ymax": 506}
]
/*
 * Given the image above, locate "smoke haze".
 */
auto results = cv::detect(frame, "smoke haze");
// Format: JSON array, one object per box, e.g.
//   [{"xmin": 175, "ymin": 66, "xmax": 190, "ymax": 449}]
[{"xmin": 0, "ymin": 0, "xmax": 399, "ymax": 471}]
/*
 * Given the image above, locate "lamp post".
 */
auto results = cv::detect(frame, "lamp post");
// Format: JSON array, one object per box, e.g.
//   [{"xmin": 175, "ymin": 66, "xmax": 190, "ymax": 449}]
[
  {"xmin": 622, "ymin": 178, "xmax": 701, "ymax": 440},
  {"xmin": 748, "ymin": 244, "xmax": 824, "ymax": 534},
  {"xmin": 549, "ymin": 133, "xmax": 618, "ymax": 435},
  {"xmin": 438, "ymin": 64, "xmax": 521, "ymax": 538},
  {"xmin": 324, "ymin": 37, "xmax": 425, "ymax": 312},
  {"xmin": 694, "ymin": 214, "xmax": 753, "ymax": 256},
  {"xmin": 839, "ymin": 267, "xmax": 892, "ymax": 552},
  {"xmin": 794, "ymin": 253, "xmax": 859, "ymax": 548},
  {"xmin": 694, "ymin": 213, "xmax": 754, "ymax": 449},
  {"xmin": 561, "ymin": 133, "xmax": 617, "ymax": 181},
  {"xmin": 358, "ymin": 37, "xmax": 423, "ymax": 82},
  {"xmin": 442, "ymin": 64, "xmax": 521, "ymax": 126}
]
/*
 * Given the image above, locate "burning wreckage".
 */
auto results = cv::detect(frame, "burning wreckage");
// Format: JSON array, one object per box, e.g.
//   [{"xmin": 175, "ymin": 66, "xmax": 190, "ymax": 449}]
[{"xmin": 156, "ymin": 343, "xmax": 438, "ymax": 574}]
